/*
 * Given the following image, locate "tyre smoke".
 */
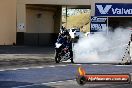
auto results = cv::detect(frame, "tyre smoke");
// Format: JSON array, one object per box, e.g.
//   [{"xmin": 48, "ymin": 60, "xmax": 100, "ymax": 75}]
[{"xmin": 73, "ymin": 28, "xmax": 131, "ymax": 63}]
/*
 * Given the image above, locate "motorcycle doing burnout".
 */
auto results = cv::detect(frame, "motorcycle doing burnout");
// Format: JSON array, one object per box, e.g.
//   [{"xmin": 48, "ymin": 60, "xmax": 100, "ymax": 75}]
[{"xmin": 55, "ymin": 33, "xmax": 74, "ymax": 63}]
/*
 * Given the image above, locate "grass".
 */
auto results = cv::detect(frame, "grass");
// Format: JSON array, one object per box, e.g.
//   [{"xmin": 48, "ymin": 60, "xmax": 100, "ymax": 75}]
[{"xmin": 62, "ymin": 13, "xmax": 91, "ymax": 32}]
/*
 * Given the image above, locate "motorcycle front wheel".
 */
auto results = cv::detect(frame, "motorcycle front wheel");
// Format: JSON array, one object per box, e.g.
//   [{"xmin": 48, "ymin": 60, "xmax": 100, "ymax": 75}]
[{"xmin": 55, "ymin": 52, "xmax": 61, "ymax": 63}]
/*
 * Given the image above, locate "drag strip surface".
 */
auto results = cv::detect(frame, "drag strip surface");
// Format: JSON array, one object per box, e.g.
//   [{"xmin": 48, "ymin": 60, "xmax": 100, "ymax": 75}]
[{"xmin": 0, "ymin": 64, "xmax": 132, "ymax": 88}]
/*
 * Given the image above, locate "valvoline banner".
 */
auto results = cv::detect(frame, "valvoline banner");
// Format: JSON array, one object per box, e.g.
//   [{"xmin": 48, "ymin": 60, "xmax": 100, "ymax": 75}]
[{"xmin": 95, "ymin": 3, "xmax": 132, "ymax": 16}]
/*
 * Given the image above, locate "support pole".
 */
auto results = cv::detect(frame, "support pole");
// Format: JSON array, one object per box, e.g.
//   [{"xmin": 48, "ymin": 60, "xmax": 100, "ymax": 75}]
[{"xmin": 66, "ymin": 6, "xmax": 67, "ymax": 29}]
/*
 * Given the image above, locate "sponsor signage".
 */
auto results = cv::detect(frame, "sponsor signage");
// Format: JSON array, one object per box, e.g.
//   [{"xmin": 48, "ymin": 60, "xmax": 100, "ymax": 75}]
[
  {"xmin": 95, "ymin": 3, "xmax": 132, "ymax": 16},
  {"xmin": 18, "ymin": 23, "xmax": 25, "ymax": 31},
  {"xmin": 90, "ymin": 16, "xmax": 108, "ymax": 32}
]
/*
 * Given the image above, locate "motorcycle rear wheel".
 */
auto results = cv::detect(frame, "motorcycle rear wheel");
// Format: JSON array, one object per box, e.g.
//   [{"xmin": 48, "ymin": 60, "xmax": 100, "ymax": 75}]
[{"xmin": 71, "ymin": 57, "xmax": 74, "ymax": 63}]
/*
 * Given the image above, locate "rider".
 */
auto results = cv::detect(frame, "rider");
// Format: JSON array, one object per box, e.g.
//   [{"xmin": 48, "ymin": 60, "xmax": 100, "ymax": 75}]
[
  {"xmin": 56, "ymin": 27, "xmax": 73, "ymax": 63},
  {"xmin": 57, "ymin": 26, "xmax": 65, "ymax": 42},
  {"xmin": 57, "ymin": 27, "xmax": 72, "ymax": 53},
  {"xmin": 64, "ymin": 35, "xmax": 73, "ymax": 58},
  {"xmin": 62, "ymin": 29, "xmax": 73, "ymax": 58},
  {"xmin": 57, "ymin": 27, "xmax": 70, "ymax": 44}
]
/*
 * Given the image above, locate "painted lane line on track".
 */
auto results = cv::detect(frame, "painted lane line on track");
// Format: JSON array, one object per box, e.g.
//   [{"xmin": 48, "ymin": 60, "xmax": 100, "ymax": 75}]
[
  {"xmin": 11, "ymin": 84, "xmax": 40, "ymax": 88},
  {"xmin": 19, "ymin": 67, "xmax": 30, "ymax": 70},
  {"xmin": 115, "ymin": 65, "xmax": 132, "ymax": 66},
  {"xmin": 0, "ymin": 65, "xmax": 56, "ymax": 71},
  {"xmin": 2, "ymin": 63, "xmax": 126, "ymax": 72},
  {"xmin": 11, "ymin": 79, "xmax": 75, "ymax": 88},
  {"xmin": 0, "ymin": 64, "xmax": 132, "ymax": 72},
  {"xmin": 0, "ymin": 67, "xmax": 30, "ymax": 72},
  {"xmin": 72, "ymin": 64, "xmax": 82, "ymax": 66},
  {"xmin": 49, "ymin": 65, "xmax": 56, "ymax": 68},
  {"xmin": 0, "ymin": 64, "xmax": 82, "ymax": 72},
  {"xmin": 58, "ymin": 65, "xmax": 67, "ymax": 67},
  {"xmin": 42, "ymin": 79, "xmax": 75, "ymax": 85},
  {"xmin": 0, "ymin": 70, "xmax": 6, "ymax": 72},
  {"xmin": 33, "ymin": 66, "xmax": 44, "ymax": 68},
  {"xmin": 1, "ymin": 64, "xmax": 132, "ymax": 72}
]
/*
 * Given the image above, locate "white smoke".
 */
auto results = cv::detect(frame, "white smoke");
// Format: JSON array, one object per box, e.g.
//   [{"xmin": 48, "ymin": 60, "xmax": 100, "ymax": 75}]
[{"xmin": 73, "ymin": 28, "xmax": 131, "ymax": 63}]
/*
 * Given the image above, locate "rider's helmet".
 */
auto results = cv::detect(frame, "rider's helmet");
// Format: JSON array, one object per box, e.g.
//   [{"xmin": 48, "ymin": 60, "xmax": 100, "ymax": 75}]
[{"xmin": 63, "ymin": 29, "xmax": 69, "ymax": 36}]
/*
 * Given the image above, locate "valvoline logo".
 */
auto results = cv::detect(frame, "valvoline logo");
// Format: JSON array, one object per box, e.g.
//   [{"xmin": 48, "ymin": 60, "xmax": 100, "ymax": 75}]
[
  {"xmin": 95, "ymin": 3, "xmax": 132, "ymax": 16},
  {"xmin": 96, "ymin": 5, "xmax": 112, "ymax": 14}
]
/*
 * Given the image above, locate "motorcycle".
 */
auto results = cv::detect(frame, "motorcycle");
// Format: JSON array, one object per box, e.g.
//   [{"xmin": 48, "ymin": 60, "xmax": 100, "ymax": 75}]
[{"xmin": 55, "ymin": 40, "xmax": 74, "ymax": 63}]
